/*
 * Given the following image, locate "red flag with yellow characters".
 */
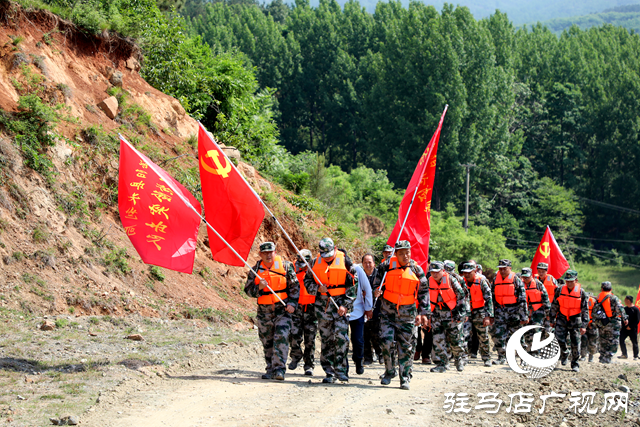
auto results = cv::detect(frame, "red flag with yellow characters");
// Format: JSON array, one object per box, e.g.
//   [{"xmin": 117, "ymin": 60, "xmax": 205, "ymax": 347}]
[
  {"xmin": 118, "ymin": 136, "xmax": 201, "ymax": 274},
  {"xmin": 198, "ymin": 123, "xmax": 264, "ymax": 266},
  {"xmin": 530, "ymin": 225, "xmax": 570, "ymax": 279}
]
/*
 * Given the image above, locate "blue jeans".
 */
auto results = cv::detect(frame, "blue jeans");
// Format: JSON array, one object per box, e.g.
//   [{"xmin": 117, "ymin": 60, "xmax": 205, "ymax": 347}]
[{"xmin": 349, "ymin": 315, "xmax": 365, "ymax": 363}]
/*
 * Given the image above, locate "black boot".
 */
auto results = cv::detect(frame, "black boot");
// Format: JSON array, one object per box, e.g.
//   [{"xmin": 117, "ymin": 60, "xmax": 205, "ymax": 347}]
[{"xmin": 355, "ymin": 359, "xmax": 364, "ymax": 375}]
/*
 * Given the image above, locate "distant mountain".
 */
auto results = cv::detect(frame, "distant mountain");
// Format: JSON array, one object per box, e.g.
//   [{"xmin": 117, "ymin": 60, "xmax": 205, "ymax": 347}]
[
  {"xmin": 307, "ymin": 0, "xmax": 640, "ymax": 26},
  {"xmin": 536, "ymin": 4, "xmax": 640, "ymax": 34}
]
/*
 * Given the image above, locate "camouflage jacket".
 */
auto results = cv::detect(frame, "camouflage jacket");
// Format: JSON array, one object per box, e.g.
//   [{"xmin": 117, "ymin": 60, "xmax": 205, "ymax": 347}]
[
  {"xmin": 372, "ymin": 259, "xmax": 431, "ymax": 317},
  {"xmin": 492, "ymin": 273, "xmax": 529, "ymax": 322},
  {"xmin": 526, "ymin": 278, "xmax": 551, "ymax": 316},
  {"xmin": 425, "ymin": 272, "xmax": 466, "ymax": 321},
  {"xmin": 464, "ymin": 275, "xmax": 494, "ymax": 318},
  {"xmin": 598, "ymin": 293, "xmax": 628, "ymax": 323},
  {"xmin": 244, "ymin": 258, "xmax": 300, "ymax": 308},
  {"xmin": 550, "ymin": 285, "xmax": 590, "ymax": 328},
  {"xmin": 303, "ymin": 253, "xmax": 357, "ymax": 311}
]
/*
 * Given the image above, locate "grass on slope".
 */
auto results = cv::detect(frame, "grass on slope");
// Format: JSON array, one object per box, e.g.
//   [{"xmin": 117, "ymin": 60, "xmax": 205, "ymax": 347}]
[{"xmin": 573, "ymin": 262, "xmax": 640, "ymax": 299}]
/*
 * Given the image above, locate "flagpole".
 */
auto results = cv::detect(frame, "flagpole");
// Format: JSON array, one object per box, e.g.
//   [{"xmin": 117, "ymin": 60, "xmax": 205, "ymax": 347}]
[
  {"xmin": 198, "ymin": 123, "xmax": 342, "ymax": 312},
  {"xmin": 373, "ymin": 105, "xmax": 448, "ymax": 306},
  {"xmin": 119, "ymin": 135, "xmax": 286, "ymax": 307}
]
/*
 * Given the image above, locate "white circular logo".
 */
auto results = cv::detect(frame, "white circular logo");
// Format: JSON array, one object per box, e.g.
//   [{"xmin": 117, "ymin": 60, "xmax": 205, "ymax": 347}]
[{"xmin": 506, "ymin": 325, "xmax": 561, "ymax": 379}]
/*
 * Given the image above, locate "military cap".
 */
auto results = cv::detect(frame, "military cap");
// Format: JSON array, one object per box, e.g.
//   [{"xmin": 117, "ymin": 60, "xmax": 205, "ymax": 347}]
[
  {"xmin": 259, "ymin": 242, "xmax": 276, "ymax": 252},
  {"xmin": 395, "ymin": 240, "xmax": 411, "ymax": 250},
  {"xmin": 601, "ymin": 281, "xmax": 612, "ymax": 291},
  {"xmin": 296, "ymin": 249, "xmax": 313, "ymax": 263},
  {"xmin": 564, "ymin": 270, "xmax": 578, "ymax": 281},
  {"xmin": 460, "ymin": 262, "xmax": 476, "ymax": 273},
  {"xmin": 319, "ymin": 237, "xmax": 335, "ymax": 258},
  {"xmin": 383, "ymin": 244, "xmax": 394, "ymax": 252},
  {"xmin": 521, "ymin": 267, "xmax": 532, "ymax": 278},
  {"xmin": 537, "ymin": 262, "xmax": 549, "ymax": 270},
  {"xmin": 443, "ymin": 260, "xmax": 456, "ymax": 273},
  {"xmin": 497, "ymin": 259, "xmax": 512, "ymax": 268},
  {"xmin": 476, "ymin": 264, "xmax": 483, "ymax": 271},
  {"xmin": 429, "ymin": 261, "xmax": 444, "ymax": 272}
]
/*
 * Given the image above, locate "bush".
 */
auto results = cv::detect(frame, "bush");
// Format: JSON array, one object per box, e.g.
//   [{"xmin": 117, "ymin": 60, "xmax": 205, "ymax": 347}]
[{"xmin": 149, "ymin": 265, "xmax": 165, "ymax": 282}]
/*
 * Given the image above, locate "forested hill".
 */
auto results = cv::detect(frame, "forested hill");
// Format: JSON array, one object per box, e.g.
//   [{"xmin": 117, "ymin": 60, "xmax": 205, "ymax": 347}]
[
  {"xmin": 304, "ymin": 0, "xmax": 640, "ymax": 25},
  {"xmin": 537, "ymin": 4, "xmax": 640, "ymax": 34}
]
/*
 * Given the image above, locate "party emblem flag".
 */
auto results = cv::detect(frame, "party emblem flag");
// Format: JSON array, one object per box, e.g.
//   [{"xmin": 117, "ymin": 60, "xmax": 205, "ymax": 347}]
[
  {"xmin": 198, "ymin": 123, "xmax": 264, "ymax": 266},
  {"xmin": 118, "ymin": 136, "xmax": 202, "ymax": 274},
  {"xmin": 530, "ymin": 225, "xmax": 570, "ymax": 279}
]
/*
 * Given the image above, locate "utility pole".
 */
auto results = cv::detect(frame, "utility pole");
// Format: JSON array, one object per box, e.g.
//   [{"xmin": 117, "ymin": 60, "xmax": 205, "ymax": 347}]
[{"xmin": 460, "ymin": 164, "xmax": 476, "ymax": 233}]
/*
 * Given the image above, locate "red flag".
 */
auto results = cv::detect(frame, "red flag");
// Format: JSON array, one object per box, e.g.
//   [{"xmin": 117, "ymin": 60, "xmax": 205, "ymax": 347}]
[
  {"xmin": 118, "ymin": 137, "xmax": 201, "ymax": 274},
  {"xmin": 198, "ymin": 123, "xmax": 264, "ymax": 266},
  {"xmin": 530, "ymin": 226, "xmax": 570, "ymax": 279},
  {"xmin": 387, "ymin": 106, "xmax": 448, "ymax": 271}
]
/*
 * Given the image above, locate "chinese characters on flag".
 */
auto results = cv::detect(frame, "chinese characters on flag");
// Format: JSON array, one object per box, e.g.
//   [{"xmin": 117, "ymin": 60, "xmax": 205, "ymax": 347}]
[
  {"xmin": 387, "ymin": 106, "xmax": 448, "ymax": 271},
  {"xmin": 118, "ymin": 137, "xmax": 202, "ymax": 274},
  {"xmin": 530, "ymin": 225, "xmax": 570, "ymax": 279}
]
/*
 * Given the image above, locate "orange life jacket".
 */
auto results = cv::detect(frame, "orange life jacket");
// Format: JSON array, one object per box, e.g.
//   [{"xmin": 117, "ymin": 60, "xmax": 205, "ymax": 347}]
[
  {"xmin": 536, "ymin": 274, "xmax": 557, "ymax": 303},
  {"xmin": 494, "ymin": 272, "xmax": 517, "ymax": 306},
  {"xmin": 525, "ymin": 280, "xmax": 543, "ymax": 312},
  {"xmin": 382, "ymin": 256, "xmax": 420, "ymax": 306},
  {"xmin": 558, "ymin": 283, "xmax": 582, "ymax": 318},
  {"xmin": 429, "ymin": 273, "xmax": 457, "ymax": 311},
  {"xmin": 467, "ymin": 277, "xmax": 485, "ymax": 310},
  {"xmin": 588, "ymin": 296, "xmax": 596, "ymax": 325},
  {"xmin": 312, "ymin": 251, "xmax": 348, "ymax": 297},
  {"xmin": 597, "ymin": 291, "xmax": 614, "ymax": 318},
  {"xmin": 296, "ymin": 267, "xmax": 315, "ymax": 306},
  {"xmin": 255, "ymin": 256, "xmax": 288, "ymax": 305}
]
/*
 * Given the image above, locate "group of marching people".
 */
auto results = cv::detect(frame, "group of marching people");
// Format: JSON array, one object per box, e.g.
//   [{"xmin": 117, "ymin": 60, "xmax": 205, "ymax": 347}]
[{"xmin": 244, "ymin": 238, "xmax": 630, "ymax": 390}]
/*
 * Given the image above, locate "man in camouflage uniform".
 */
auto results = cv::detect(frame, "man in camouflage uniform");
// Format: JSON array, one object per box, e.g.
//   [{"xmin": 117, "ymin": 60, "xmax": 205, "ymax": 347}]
[
  {"xmin": 288, "ymin": 249, "xmax": 318, "ymax": 376},
  {"xmin": 550, "ymin": 270, "xmax": 589, "ymax": 372},
  {"xmin": 461, "ymin": 262, "xmax": 494, "ymax": 366},
  {"xmin": 445, "ymin": 260, "xmax": 470, "ymax": 359},
  {"xmin": 579, "ymin": 293, "xmax": 599, "ymax": 362},
  {"xmin": 520, "ymin": 267, "xmax": 551, "ymax": 352},
  {"xmin": 304, "ymin": 238, "xmax": 357, "ymax": 383},
  {"xmin": 372, "ymin": 240, "xmax": 430, "ymax": 389},
  {"xmin": 490, "ymin": 259, "xmax": 529, "ymax": 365},
  {"xmin": 244, "ymin": 242, "xmax": 299, "ymax": 380},
  {"xmin": 382, "ymin": 244, "xmax": 393, "ymax": 261},
  {"xmin": 534, "ymin": 262, "xmax": 558, "ymax": 333},
  {"xmin": 427, "ymin": 261, "xmax": 467, "ymax": 373},
  {"xmin": 594, "ymin": 281, "xmax": 628, "ymax": 363}
]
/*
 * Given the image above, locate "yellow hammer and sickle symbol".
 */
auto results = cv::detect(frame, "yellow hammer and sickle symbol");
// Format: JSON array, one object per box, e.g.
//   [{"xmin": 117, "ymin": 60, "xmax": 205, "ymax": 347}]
[
  {"xmin": 539, "ymin": 242, "xmax": 551, "ymax": 258},
  {"xmin": 200, "ymin": 150, "xmax": 232, "ymax": 178}
]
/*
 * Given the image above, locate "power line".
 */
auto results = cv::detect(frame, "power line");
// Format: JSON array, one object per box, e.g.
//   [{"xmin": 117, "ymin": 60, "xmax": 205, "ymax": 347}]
[
  {"xmin": 502, "ymin": 226, "xmax": 640, "ymax": 244},
  {"xmin": 578, "ymin": 197, "xmax": 640, "ymax": 215}
]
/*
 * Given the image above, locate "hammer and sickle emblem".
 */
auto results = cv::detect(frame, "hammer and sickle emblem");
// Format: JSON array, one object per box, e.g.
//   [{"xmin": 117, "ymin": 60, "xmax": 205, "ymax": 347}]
[
  {"xmin": 539, "ymin": 242, "xmax": 551, "ymax": 258},
  {"xmin": 200, "ymin": 150, "xmax": 232, "ymax": 178}
]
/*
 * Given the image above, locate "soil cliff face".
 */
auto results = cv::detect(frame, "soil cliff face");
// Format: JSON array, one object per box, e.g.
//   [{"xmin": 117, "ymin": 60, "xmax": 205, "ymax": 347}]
[{"xmin": 0, "ymin": 3, "xmax": 328, "ymax": 325}]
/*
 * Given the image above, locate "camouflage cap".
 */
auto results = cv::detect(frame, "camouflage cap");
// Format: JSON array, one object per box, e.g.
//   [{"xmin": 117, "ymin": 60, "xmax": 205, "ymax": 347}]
[
  {"xmin": 395, "ymin": 240, "xmax": 411, "ymax": 250},
  {"xmin": 537, "ymin": 262, "xmax": 549, "ymax": 270},
  {"xmin": 476, "ymin": 264, "xmax": 483, "ymax": 271},
  {"xmin": 601, "ymin": 281, "xmax": 612, "ymax": 291},
  {"xmin": 259, "ymin": 241, "xmax": 276, "ymax": 252},
  {"xmin": 429, "ymin": 261, "xmax": 444, "ymax": 272},
  {"xmin": 443, "ymin": 260, "xmax": 456, "ymax": 273},
  {"xmin": 497, "ymin": 259, "xmax": 512, "ymax": 268},
  {"xmin": 319, "ymin": 237, "xmax": 335, "ymax": 258},
  {"xmin": 521, "ymin": 267, "xmax": 532, "ymax": 278},
  {"xmin": 383, "ymin": 244, "xmax": 394, "ymax": 252},
  {"xmin": 460, "ymin": 262, "xmax": 476, "ymax": 273},
  {"xmin": 564, "ymin": 270, "xmax": 578, "ymax": 281},
  {"xmin": 296, "ymin": 249, "xmax": 313, "ymax": 263}
]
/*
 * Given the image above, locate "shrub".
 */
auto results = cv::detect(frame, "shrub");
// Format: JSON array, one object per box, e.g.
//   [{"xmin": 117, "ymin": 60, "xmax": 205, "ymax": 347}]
[{"xmin": 149, "ymin": 265, "xmax": 165, "ymax": 282}]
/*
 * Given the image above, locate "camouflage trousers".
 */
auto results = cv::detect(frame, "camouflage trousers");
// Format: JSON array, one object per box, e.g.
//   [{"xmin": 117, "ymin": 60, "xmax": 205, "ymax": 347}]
[
  {"xmin": 490, "ymin": 306, "xmax": 523, "ymax": 359},
  {"xmin": 315, "ymin": 296, "xmax": 350, "ymax": 377},
  {"xmin": 580, "ymin": 323, "xmax": 599, "ymax": 356},
  {"xmin": 597, "ymin": 319, "xmax": 622, "ymax": 361},
  {"xmin": 470, "ymin": 310, "xmax": 491, "ymax": 361},
  {"xmin": 555, "ymin": 315, "xmax": 582, "ymax": 364},
  {"xmin": 289, "ymin": 303, "xmax": 318, "ymax": 370},
  {"xmin": 378, "ymin": 299, "xmax": 418, "ymax": 385},
  {"xmin": 432, "ymin": 307, "xmax": 464, "ymax": 367},
  {"xmin": 462, "ymin": 318, "xmax": 472, "ymax": 354},
  {"xmin": 256, "ymin": 304, "xmax": 292, "ymax": 374},
  {"xmin": 524, "ymin": 310, "xmax": 547, "ymax": 352}
]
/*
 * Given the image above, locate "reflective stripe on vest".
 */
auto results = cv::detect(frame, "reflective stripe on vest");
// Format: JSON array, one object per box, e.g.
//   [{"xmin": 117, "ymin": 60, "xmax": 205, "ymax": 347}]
[
  {"xmin": 312, "ymin": 251, "xmax": 348, "ymax": 296},
  {"xmin": 429, "ymin": 273, "xmax": 457, "ymax": 311},
  {"xmin": 526, "ymin": 280, "xmax": 543, "ymax": 312},
  {"xmin": 256, "ymin": 256, "xmax": 288, "ymax": 305},
  {"xmin": 382, "ymin": 257, "xmax": 420, "ymax": 306},
  {"xmin": 494, "ymin": 272, "xmax": 517, "ymax": 306},
  {"xmin": 468, "ymin": 277, "xmax": 485, "ymax": 310},
  {"xmin": 597, "ymin": 291, "xmax": 614, "ymax": 318},
  {"xmin": 558, "ymin": 283, "xmax": 582, "ymax": 318},
  {"xmin": 296, "ymin": 268, "xmax": 315, "ymax": 305},
  {"xmin": 536, "ymin": 274, "xmax": 557, "ymax": 303},
  {"xmin": 588, "ymin": 296, "xmax": 595, "ymax": 325}
]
